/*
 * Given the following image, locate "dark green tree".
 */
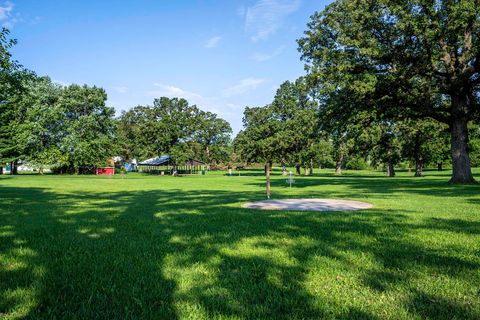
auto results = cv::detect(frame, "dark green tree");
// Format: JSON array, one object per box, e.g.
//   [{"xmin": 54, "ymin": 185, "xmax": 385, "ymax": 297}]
[
  {"xmin": 56, "ymin": 84, "xmax": 116, "ymax": 173},
  {"xmin": 117, "ymin": 106, "xmax": 154, "ymax": 162},
  {"xmin": 399, "ymin": 119, "xmax": 450, "ymax": 176},
  {"xmin": 270, "ymin": 78, "xmax": 319, "ymax": 175},
  {"xmin": 17, "ymin": 76, "xmax": 64, "ymax": 174},
  {"xmin": 117, "ymin": 97, "xmax": 232, "ymax": 171},
  {"xmin": 0, "ymin": 28, "xmax": 34, "ymax": 174},
  {"xmin": 469, "ymin": 123, "xmax": 480, "ymax": 167},
  {"xmin": 194, "ymin": 110, "xmax": 232, "ymax": 167},
  {"xmin": 298, "ymin": 0, "xmax": 480, "ymax": 183},
  {"xmin": 234, "ymin": 106, "xmax": 279, "ymax": 197}
]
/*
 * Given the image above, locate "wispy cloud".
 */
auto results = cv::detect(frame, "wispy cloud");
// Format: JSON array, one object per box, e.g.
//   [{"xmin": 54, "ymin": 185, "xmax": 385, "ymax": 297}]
[
  {"xmin": 244, "ymin": 0, "xmax": 301, "ymax": 42},
  {"xmin": 205, "ymin": 36, "xmax": 222, "ymax": 48},
  {"xmin": 222, "ymin": 78, "xmax": 266, "ymax": 97},
  {"xmin": 0, "ymin": 1, "xmax": 15, "ymax": 28},
  {"xmin": 113, "ymin": 86, "xmax": 129, "ymax": 94},
  {"xmin": 147, "ymin": 83, "xmax": 205, "ymax": 105},
  {"xmin": 252, "ymin": 46, "xmax": 285, "ymax": 62}
]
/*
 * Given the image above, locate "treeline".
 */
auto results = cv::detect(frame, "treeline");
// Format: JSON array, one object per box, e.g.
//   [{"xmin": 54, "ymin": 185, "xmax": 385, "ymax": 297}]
[
  {"xmin": 3, "ymin": 0, "xmax": 480, "ymax": 185},
  {"xmin": 234, "ymin": 1, "xmax": 480, "ymax": 184},
  {"xmin": 117, "ymin": 98, "xmax": 232, "ymax": 167},
  {"xmin": 233, "ymin": 77, "xmax": 480, "ymax": 176},
  {"xmin": 0, "ymin": 28, "xmax": 232, "ymax": 174}
]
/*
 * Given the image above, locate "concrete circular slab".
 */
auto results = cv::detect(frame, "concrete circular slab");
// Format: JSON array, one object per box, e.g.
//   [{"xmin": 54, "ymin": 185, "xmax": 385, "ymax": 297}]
[{"xmin": 243, "ymin": 199, "xmax": 373, "ymax": 211}]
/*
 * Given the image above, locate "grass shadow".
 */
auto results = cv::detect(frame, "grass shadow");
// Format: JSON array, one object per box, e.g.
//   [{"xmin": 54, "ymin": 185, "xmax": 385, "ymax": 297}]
[{"xmin": 0, "ymin": 180, "xmax": 479, "ymax": 319}]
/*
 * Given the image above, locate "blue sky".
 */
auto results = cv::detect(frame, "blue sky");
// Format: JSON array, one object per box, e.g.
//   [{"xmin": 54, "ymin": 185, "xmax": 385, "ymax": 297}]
[{"xmin": 3, "ymin": 0, "xmax": 330, "ymax": 134}]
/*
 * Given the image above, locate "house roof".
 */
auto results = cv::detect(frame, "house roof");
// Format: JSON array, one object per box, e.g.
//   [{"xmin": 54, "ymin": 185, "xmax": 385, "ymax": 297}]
[
  {"xmin": 138, "ymin": 155, "xmax": 171, "ymax": 166},
  {"xmin": 138, "ymin": 155, "xmax": 205, "ymax": 166}
]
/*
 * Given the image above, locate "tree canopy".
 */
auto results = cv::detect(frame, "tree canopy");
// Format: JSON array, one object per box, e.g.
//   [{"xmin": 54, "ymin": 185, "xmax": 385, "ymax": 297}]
[
  {"xmin": 117, "ymin": 97, "xmax": 232, "ymax": 167},
  {"xmin": 298, "ymin": 0, "xmax": 480, "ymax": 183}
]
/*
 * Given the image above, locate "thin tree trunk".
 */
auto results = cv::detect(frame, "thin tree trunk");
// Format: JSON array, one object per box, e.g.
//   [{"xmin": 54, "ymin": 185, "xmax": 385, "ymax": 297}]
[
  {"xmin": 295, "ymin": 165, "xmax": 301, "ymax": 175},
  {"xmin": 449, "ymin": 105, "xmax": 475, "ymax": 183},
  {"xmin": 335, "ymin": 154, "xmax": 343, "ymax": 175},
  {"xmin": 309, "ymin": 159, "xmax": 314, "ymax": 175},
  {"xmin": 265, "ymin": 163, "xmax": 271, "ymax": 199},
  {"xmin": 0, "ymin": 166, "xmax": 3, "ymax": 175},
  {"xmin": 75, "ymin": 166, "xmax": 79, "ymax": 175},
  {"xmin": 387, "ymin": 160, "xmax": 395, "ymax": 177},
  {"xmin": 437, "ymin": 162, "xmax": 443, "ymax": 171},
  {"xmin": 281, "ymin": 159, "xmax": 287, "ymax": 176},
  {"xmin": 39, "ymin": 166, "xmax": 44, "ymax": 175},
  {"xmin": 11, "ymin": 161, "xmax": 17, "ymax": 175}
]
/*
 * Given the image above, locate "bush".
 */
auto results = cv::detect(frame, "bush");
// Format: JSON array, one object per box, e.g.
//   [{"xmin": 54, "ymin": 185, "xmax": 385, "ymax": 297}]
[{"xmin": 345, "ymin": 157, "xmax": 370, "ymax": 170}]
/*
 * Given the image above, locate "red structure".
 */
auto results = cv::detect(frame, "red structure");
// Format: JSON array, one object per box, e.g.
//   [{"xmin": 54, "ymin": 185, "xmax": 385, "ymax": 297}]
[{"xmin": 96, "ymin": 167, "xmax": 115, "ymax": 175}]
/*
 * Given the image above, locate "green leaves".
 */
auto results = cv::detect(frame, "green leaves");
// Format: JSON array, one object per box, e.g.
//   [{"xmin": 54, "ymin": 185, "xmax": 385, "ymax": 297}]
[
  {"xmin": 298, "ymin": 0, "xmax": 480, "ymax": 182},
  {"xmin": 234, "ymin": 78, "xmax": 321, "ymax": 167},
  {"xmin": 55, "ymin": 84, "xmax": 115, "ymax": 170},
  {"xmin": 117, "ymin": 97, "xmax": 232, "ymax": 166}
]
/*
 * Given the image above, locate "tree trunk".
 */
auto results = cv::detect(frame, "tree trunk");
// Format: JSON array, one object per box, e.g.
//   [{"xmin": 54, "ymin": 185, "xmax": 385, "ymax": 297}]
[
  {"xmin": 281, "ymin": 160, "xmax": 287, "ymax": 176},
  {"xmin": 309, "ymin": 159, "xmax": 314, "ymax": 175},
  {"xmin": 387, "ymin": 160, "xmax": 395, "ymax": 177},
  {"xmin": 437, "ymin": 162, "xmax": 443, "ymax": 171},
  {"xmin": 295, "ymin": 165, "xmax": 301, "ymax": 175},
  {"xmin": 265, "ymin": 163, "xmax": 271, "ymax": 199},
  {"xmin": 449, "ymin": 110, "xmax": 475, "ymax": 183},
  {"xmin": 11, "ymin": 161, "xmax": 17, "ymax": 175},
  {"xmin": 39, "ymin": 166, "xmax": 44, "ymax": 175},
  {"xmin": 75, "ymin": 166, "xmax": 79, "ymax": 175},
  {"xmin": 0, "ymin": 166, "xmax": 3, "ymax": 175},
  {"xmin": 304, "ymin": 166, "xmax": 309, "ymax": 176},
  {"xmin": 335, "ymin": 154, "xmax": 343, "ymax": 175},
  {"xmin": 414, "ymin": 159, "xmax": 423, "ymax": 177}
]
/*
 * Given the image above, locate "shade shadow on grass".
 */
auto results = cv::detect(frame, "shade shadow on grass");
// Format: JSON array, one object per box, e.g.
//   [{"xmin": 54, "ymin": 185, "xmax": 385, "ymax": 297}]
[
  {"xmin": 0, "ymin": 183, "xmax": 479, "ymax": 319},
  {"xmin": 245, "ymin": 172, "xmax": 480, "ymax": 200}
]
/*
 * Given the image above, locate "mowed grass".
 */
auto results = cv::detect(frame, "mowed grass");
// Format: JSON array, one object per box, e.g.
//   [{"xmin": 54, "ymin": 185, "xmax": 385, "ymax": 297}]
[{"xmin": 0, "ymin": 168, "xmax": 479, "ymax": 320}]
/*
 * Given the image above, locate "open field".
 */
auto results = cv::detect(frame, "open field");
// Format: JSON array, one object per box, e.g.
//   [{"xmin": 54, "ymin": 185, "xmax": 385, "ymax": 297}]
[{"xmin": 1, "ymin": 169, "xmax": 480, "ymax": 319}]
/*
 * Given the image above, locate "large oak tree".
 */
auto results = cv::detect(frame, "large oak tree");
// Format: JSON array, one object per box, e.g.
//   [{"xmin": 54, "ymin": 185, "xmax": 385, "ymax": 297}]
[{"xmin": 298, "ymin": 0, "xmax": 480, "ymax": 183}]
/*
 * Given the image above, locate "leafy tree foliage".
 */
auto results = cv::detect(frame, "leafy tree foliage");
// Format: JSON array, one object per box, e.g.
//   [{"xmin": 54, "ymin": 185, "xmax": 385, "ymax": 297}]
[
  {"xmin": 234, "ymin": 78, "xmax": 321, "ymax": 196},
  {"xmin": 399, "ymin": 119, "xmax": 449, "ymax": 176},
  {"xmin": 469, "ymin": 123, "xmax": 480, "ymax": 167},
  {"xmin": 54, "ymin": 84, "xmax": 115, "ymax": 173},
  {"xmin": 298, "ymin": 0, "xmax": 480, "ymax": 183},
  {"xmin": 0, "ymin": 28, "xmax": 34, "ymax": 173},
  {"xmin": 235, "ymin": 78, "xmax": 320, "ymax": 168},
  {"xmin": 16, "ymin": 76, "xmax": 64, "ymax": 173},
  {"xmin": 117, "ymin": 97, "xmax": 232, "ymax": 167},
  {"xmin": 194, "ymin": 110, "xmax": 232, "ymax": 167}
]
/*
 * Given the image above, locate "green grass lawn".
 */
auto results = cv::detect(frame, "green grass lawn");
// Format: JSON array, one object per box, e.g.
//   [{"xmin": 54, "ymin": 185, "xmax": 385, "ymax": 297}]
[{"xmin": 1, "ymin": 169, "xmax": 479, "ymax": 319}]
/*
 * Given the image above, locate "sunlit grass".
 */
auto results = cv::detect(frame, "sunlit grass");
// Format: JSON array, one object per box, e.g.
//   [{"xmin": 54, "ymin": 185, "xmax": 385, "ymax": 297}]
[{"xmin": 1, "ymin": 168, "xmax": 479, "ymax": 319}]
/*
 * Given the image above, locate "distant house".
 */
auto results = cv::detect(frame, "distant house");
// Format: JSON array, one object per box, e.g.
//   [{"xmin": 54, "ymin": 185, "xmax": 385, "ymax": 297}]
[{"xmin": 137, "ymin": 155, "xmax": 204, "ymax": 175}]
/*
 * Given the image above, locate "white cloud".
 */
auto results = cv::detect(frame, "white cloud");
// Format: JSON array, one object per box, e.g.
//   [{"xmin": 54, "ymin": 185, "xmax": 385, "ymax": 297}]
[
  {"xmin": 147, "ymin": 83, "xmax": 206, "ymax": 106},
  {"xmin": 113, "ymin": 86, "xmax": 129, "ymax": 94},
  {"xmin": 222, "ymin": 78, "xmax": 266, "ymax": 97},
  {"xmin": 0, "ymin": 1, "xmax": 12, "ymax": 20},
  {"xmin": 0, "ymin": 1, "xmax": 15, "ymax": 28},
  {"xmin": 252, "ymin": 46, "xmax": 285, "ymax": 62},
  {"xmin": 205, "ymin": 36, "xmax": 222, "ymax": 48},
  {"xmin": 244, "ymin": 0, "xmax": 301, "ymax": 41}
]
